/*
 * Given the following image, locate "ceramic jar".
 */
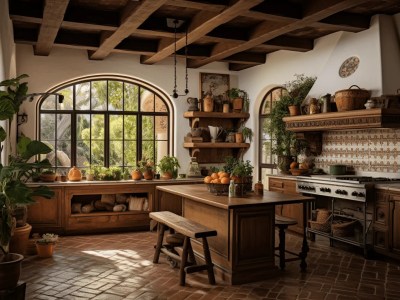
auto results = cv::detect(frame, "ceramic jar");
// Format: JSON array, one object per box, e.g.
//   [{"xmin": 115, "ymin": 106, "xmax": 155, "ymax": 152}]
[
  {"xmin": 203, "ymin": 94, "xmax": 214, "ymax": 112},
  {"xmin": 68, "ymin": 166, "xmax": 82, "ymax": 181}
]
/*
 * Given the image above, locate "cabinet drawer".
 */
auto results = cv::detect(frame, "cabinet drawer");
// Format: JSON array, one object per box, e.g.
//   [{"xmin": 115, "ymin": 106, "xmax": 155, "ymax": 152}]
[{"xmin": 269, "ymin": 179, "xmax": 283, "ymax": 189}]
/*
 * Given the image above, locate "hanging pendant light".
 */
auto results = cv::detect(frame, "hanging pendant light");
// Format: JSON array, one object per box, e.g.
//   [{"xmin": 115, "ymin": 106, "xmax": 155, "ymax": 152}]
[{"xmin": 170, "ymin": 19, "xmax": 189, "ymax": 99}]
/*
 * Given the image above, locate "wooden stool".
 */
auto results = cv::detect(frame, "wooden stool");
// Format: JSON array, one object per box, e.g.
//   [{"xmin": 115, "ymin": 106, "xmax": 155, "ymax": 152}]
[
  {"xmin": 275, "ymin": 214, "xmax": 298, "ymax": 270},
  {"xmin": 150, "ymin": 211, "xmax": 217, "ymax": 286}
]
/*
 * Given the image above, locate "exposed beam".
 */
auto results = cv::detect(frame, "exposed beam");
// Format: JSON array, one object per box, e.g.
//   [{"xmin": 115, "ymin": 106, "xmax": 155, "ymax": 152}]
[
  {"xmin": 167, "ymin": 0, "xmax": 227, "ymax": 12},
  {"xmin": 140, "ymin": 0, "xmax": 263, "ymax": 65},
  {"xmin": 222, "ymin": 52, "xmax": 266, "ymax": 65},
  {"xmin": 312, "ymin": 12, "xmax": 370, "ymax": 32},
  {"xmin": 188, "ymin": 0, "xmax": 371, "ymax": 68},
  {"xmin": 89, "ymin": 0, "xmax": 167, "ymax": 60},
  {"xmin": 34, "ymin": 0, "xmax": 69, "ymax": 56},
  {"xmin": 229, "ymin": 63, "xmax": 258, "ymax": 71}
]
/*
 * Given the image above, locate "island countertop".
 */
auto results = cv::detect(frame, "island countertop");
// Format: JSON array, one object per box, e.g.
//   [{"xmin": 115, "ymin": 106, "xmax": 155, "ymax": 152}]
[{"xmin": 156, "ymin": 184, "xmax": 314, "ymax": 209}]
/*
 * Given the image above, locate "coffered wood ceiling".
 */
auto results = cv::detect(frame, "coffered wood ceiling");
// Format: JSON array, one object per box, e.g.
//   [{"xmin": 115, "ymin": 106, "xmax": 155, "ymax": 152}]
[{"xmin": 8, "ymin": 0, "xmax": 400, "ymax": 71}]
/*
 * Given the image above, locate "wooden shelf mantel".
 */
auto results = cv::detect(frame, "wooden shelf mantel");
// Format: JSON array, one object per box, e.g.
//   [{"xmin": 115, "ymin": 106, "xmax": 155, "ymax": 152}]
[
  {"xmin": 183, "ymin": 142, "xmax": 250, "ymax": 149},
  {"xmin": 283, "ymin": 108, "xmax": 400, "ymax": 132},
  {"xmin": 184, "ymin": 111, "xmax": 250, "ymax": 119}
]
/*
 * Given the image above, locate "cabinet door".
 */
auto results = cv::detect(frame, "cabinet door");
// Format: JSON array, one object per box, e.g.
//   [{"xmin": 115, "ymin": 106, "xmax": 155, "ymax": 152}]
[
  {"xmin": 27, "ymin": 187, "xmax": 64, "ymax": 233},
  {"xmin": 389, "ymin": 193, "xmax": 400, "ymax": 255}
]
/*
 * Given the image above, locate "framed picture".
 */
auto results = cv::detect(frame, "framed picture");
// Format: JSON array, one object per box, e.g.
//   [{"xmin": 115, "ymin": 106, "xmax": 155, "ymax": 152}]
[{"xmin": 200, "ymin": 73, "xmax": 230, "ymax": 101}]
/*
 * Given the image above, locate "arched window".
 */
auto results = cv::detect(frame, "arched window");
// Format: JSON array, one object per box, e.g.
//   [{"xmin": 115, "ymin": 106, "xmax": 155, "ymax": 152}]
[
  {"xmin": 38, "ymin": 75, "xmax": 172, "ymax": 174},
  {"xmin": 259, "ymin": 87, "xmax": 288, "ymax": 179}
]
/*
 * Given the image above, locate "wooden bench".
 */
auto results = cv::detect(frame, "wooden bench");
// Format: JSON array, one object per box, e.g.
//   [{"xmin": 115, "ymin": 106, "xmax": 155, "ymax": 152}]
[
  {"xmin": 275, "ymin": 214, "xmax": 300, "ymax": 270},
  {"xmin": 149, "ymin": 211, "xmax": 217, "ymax": 286}
]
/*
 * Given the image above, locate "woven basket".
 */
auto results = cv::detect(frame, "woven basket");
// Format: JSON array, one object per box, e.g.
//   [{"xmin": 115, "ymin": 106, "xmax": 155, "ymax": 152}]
[
  {"xmin": 335, "ymin": 85, "xmax": 370, "ymax": 111},
  {"xmin": 316, "ymin": 209, "xmax": 331, "ymax": 222},
  {"xmin": 332, "ymin": 219, "xmax": 357, "ymax": 237},
  {"xmin": 309, "ymin": 216, "xmax": 331, "ymax": 233}
]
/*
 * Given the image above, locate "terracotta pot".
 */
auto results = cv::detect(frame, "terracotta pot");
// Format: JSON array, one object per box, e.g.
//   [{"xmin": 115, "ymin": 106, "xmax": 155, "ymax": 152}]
[
  {"xmin": 161, "ymin": 171, "xmax": 173, "ymax": 180},
  {"xmin": 143, "ymin": 170, "xmax": 154, "ymax": 180},
  {"xmin": 235, "ymin": 132, "xmax": 243, "ymax": 143},
  {"xmin": 232, "ymin": 97, "xmax": 243, "ymax": 112},
  {"xmin": 36, "ymin": 242, "xmax": 56, "ymax": 258},
  {"xmin": 0, "ymin": 253, "xmax": 24, "ymax": 290},
  {"xmin": 40, "ymin": 173, "xmax": 56, "ymax": 182},
  {"xmin": 131, "ymin": 170, "xmax": 142, "ymax": 180},
  {"xmin": 9, "ymin": 223, "xmax": 32, "ymax": 255},
  {"xmin": 288, "ymin": 105, "xmax": 300, "ymax": 116},
  {"xmin": 68, "ymin": 166, "xmax": 82, "ymax": 181}
]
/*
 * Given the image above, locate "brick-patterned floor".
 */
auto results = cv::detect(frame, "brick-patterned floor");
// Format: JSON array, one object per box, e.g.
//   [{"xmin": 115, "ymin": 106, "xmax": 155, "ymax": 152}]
[{"xmin": 21, "ymin": 230, "xmax": 400, "ymax": 299}]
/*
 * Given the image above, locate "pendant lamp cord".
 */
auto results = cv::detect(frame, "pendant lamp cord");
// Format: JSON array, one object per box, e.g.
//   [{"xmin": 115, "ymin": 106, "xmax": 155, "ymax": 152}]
[
  {"xmin": 184, "ymin": 25, "xmax": 189, "ymax": 95},
  {"xmin": 172, "ymin": 20, "xmax": 178, "ymax": 98},
  {"xmin": 171, "ymin": 19, "xmax": 189, "ymax": 98}
]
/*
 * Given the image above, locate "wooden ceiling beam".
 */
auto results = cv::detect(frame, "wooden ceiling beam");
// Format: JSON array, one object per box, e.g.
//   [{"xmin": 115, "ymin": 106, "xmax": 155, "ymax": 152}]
[
  {"xmin": 89, "ymin": 0, "xmax": 167, "ymax": 60},
  {"xmin": 140, "ymin": 0, "xmax": 263, "ymax": 65},
  {"xmin": 167, "ymin": 0, "xmax": 227, "ymax": 12},
  {"xmin": 34, "ymin": 0, "xmax": 69, "ymax": 56},
  {"xmin": 313, "ymin": 12, "xmax": 370, "ymax": 32},
  {"xmin": 188, "ymin": 0, "xmax": 371, "ymax": 68},
  {"xmin": 262, "ymin": 36, "xmax": 314, "ymax": 52}
]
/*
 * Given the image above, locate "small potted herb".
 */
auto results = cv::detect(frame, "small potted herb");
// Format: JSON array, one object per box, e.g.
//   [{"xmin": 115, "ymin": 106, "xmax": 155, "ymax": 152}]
[
  {"xmin": 158, "ymin": 155, "xmax": 180, "ymax": 179},
  {"xmin": 228, "ymin": 88, "xmax": 249, "ymax": 112},
  {"xmin": 40, "ymin": 169, "xmax": 56, "ymax": 182},
  {"xmin": 35, "ymin": 233, "xmax": 58, "ymax": 258}
]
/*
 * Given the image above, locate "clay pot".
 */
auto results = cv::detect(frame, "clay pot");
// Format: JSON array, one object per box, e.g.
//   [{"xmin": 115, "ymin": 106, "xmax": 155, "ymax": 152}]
[
  {"xmin": 288, "ymin": 105, "xmax": 300, "ymax": 116},
  {"xmin": 143, "ymin": 170, "xmax": 154, "ymax": 180},
  {"xmin": 0, "ymin": 253, "xmax": 24, "ymax": 290},
  {"xmin": 9, "ymin": 223, "xmax": 32, "ymax": 255},
  {"xmin": 235, "ymin": 132, "xmax": 243, "ymax": 143},
  {"xmin": 40, "ymin": 173, "xmax": 56, "ymax": 182},
  {"xmin": 68, "ymin": 166, "xmax": 82, "ymax": 181},
  {"xmin": 131, "ymin": 170, "xmax": 142, "ymax": 180},
  {"xmin": 36, "ymin": 242, "xmax": 56, "ymax": 258},
  {"xmin": 232, "ymin": 97, "xmax": 243, "ymax": 112}
]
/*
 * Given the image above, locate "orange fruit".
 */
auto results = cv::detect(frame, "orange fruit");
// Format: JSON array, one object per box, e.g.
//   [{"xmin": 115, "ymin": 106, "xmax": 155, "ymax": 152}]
[
  {"xmin": 204, "ymin": 176, "xmax": 212, "ymax": 183},
  {"xmin": 211, "ymin": 173, "xmax": 219, "ymax": 180},
  {"xmin": 219, "ymin": 172, "xmax": 229, "ymax": 178},
  {"xmin": 290, "ymin": 162, "xmax": 298, "ymax": 169},
  {"xmin": 217, "ymin": 171, "xmax": 224, "ymax": 177},
  {"xmin": 211, "ymin": 178, "xmax": 220, "ymax": 184},
  {"xmin": 220, "ymin": 177, "xmax": 230, "ymax": 184}
]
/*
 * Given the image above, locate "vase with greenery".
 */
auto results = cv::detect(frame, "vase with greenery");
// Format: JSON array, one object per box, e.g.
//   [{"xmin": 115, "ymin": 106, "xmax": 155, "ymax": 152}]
[
  {"xmin": 265, "ymin": 74, "xmax": 316, "ymax": 172},
  {"xmin": 230, "ymin": 160, "xmax": 254, "ymax": 196},
  {"xmin": 158, "ymin": 155, "xmax": 180, "ymax": 179},
  {"xmin": 0, "ymin": 74, "xmax": 55, "ymax": 289},
  {"xmin": 138, "ymin": 158, "xmax": 155, "ymax": 180},
  {"xmin": 238, "ymin": 126, "xmax": 253, "ymax": 143},
  {"xmin": 228, "ymin": 88, "xmax": 249, "ymax": 112}
]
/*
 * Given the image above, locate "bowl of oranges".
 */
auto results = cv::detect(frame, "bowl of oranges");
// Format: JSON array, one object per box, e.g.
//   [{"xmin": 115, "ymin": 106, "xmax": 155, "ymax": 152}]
[{"xmin": 204, "ymin": 171, "xmax": 231, "ymax": 195}]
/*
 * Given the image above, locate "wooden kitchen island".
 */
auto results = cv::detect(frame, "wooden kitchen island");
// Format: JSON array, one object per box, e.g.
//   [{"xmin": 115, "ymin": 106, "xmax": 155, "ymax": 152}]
[{"xmin": 156, "ymin": 184, "xmax": 314, "ymax": 284}]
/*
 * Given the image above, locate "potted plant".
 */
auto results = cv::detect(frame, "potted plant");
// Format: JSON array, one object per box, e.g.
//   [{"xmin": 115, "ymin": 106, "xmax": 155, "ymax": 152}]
[
  {"xmin": 40, "ymin": 169, "xmax": 56, "ymax": 182},
  {"xmin": 158, "ymin": 155, "xmax": 180, "ymax": 179},
  {"xmin": 238, "ymin": 126, "xmax": 253, "ymax": 143},
  {"xmin": 35, "ymin": 233, "xmax": 58, "ymax": 258},
  {"xmin": 231, "ymin": 160, "xmax": 254, "ymax": 196},
  {"xmin": 138, "ymin": 158, "xmax": 155, "ymax": 180},
  {"xmin": 228, "ymin": 88, "xmax": 249, "ymax": 112},
  {"xmin": 0, "ymin": 75, "xmax": 55, "ymax": 290},
  {"xmin": 265, "ymin": 74, "xmax": 315, "ymax": 173}
]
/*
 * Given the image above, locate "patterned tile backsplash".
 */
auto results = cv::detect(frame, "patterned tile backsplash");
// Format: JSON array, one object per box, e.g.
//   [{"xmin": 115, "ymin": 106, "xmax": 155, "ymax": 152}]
[{"xmin": 314, "ymin": 128, "xmax": 400, "ymax": 173}]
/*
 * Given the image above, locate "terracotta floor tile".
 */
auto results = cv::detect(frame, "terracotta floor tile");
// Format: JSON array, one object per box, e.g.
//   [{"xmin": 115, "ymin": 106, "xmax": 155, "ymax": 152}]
[{"xmin": 18, "ymin": 231, "xmax": 400, "ymax": 299}]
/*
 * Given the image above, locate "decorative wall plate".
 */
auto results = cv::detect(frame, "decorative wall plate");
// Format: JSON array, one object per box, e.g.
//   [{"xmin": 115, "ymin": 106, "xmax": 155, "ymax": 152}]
[{"xmin": 339, "ymin": 56, "xmax": 360, "ymax": 78}]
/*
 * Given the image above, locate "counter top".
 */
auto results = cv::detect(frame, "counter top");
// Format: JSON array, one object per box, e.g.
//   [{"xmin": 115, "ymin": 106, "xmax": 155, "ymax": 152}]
[
  {"xmin": 26, "ymin": 178, "xmax": 203, "ymax": 187},
  {"xmin": 375, "ymin": 183, "xmax": 400, "ymax": 192},
  {"xmin": 156, "ymin": 184, "xmax": 314, "ymax": 209}
]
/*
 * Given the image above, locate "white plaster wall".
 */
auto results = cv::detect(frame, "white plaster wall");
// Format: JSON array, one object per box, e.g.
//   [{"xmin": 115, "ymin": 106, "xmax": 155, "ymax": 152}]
[{"xmin": 15, "ymin": 44, "xmax": 237, "ymax": 170}]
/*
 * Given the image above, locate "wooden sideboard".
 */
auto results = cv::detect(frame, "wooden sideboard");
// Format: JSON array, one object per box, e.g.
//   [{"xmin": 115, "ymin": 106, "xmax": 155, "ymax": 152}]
[{"xmin": 27, "ymin": 179, "xmax": 202, "ymax": 235}]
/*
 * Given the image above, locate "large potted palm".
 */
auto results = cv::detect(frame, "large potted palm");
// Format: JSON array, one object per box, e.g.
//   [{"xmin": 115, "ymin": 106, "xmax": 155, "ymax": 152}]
[{"xmin": 0, "ymin": 75, "xmax": 54, "ymax": 290}]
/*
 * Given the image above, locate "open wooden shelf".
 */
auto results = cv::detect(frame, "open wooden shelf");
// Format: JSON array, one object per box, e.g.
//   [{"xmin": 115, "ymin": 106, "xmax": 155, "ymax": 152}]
[
  {"xmin": 283, "ymin": 108, "xmax": 400, "ymax": 132},
  {"xmin": 184, "ymin": 111, "xmax": 250, "ymax": 119},
  {"xmin": 183, "ymin": 142, "xmax": 250, "ymax": 149}
]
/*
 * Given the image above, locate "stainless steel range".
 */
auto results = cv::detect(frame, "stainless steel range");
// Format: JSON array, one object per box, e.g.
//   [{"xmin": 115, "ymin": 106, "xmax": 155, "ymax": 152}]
[{"xmin": 295, "ymin": 175, "xmax": 400, "ymax": 257}]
